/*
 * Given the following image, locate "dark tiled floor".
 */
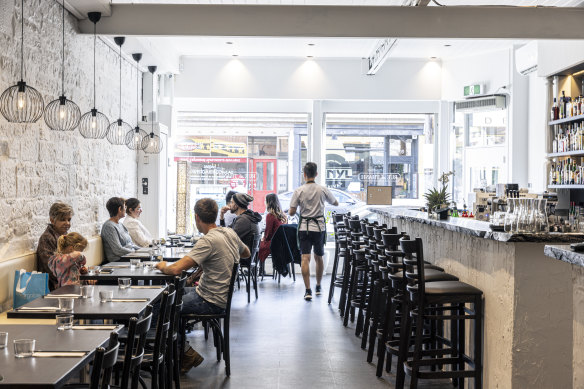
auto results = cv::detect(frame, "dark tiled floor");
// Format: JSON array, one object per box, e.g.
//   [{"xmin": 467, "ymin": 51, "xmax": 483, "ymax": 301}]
[{"xmin": 180, "ymin": 275, "xmax": 454, "ymax": 389}]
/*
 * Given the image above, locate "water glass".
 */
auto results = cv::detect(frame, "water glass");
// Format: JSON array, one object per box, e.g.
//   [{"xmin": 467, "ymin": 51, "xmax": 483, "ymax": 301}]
[
  {"xmin": 58, "ymin": 297, "xmax": 74, "ymax": 312},
  {"xmin": 143, "ymin": 262, "xmax": 153, "ymax": 272},
  {"xmin": 13, "ymin": 339, "xmax": 35, "ymax": 358},
  {"xmin": 130, "ymin": 259, "xmax": 140, "ymax": 269},
  {"xmin": 118, "ymin": 277, "xmax": 131, "ymax": 289},
  {"xmin": 80, "ymin": 285, "xmax": 94, "ymax": 299},
  {"xmin": 99, "ymin": 290, "xmax": 113, "ymax": 303},
  {"xmin": 88, "ymin": 266, "xmax": 101, "ymax": 275},
  {"xmin": 0, "ymin": 332, "xmax": 7, "ymax": 349},
  {"xmin": 56, "ymin": 314, "xmax": 73, "ymax": 331}
]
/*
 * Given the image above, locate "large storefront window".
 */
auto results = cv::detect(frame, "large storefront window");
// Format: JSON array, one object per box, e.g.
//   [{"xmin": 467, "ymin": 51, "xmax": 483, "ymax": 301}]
[
  {"xmin": 171, "ymin": 113, "xmax": 308, "ymax": 234},
  {"xmin": 324, "ymin": 113, "xmax": 434, "ymax": 207}
]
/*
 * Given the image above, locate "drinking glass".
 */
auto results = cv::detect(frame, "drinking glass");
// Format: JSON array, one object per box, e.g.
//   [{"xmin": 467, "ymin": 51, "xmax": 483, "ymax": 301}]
[
  {"xmin": 13, "ymin": 339, "xmax": 35, "ymax": 358},
  {"xmin": 118, "ymin": 278, "xmax": 131, "ymax": 289},
  {"xmin": 504, "ymin": 198, "xmax": 517, "ymax": 233},
  {"xmin": 130, "ymin": 259, "xmax": 140, "ymax": 269},
  {"xmin": 99, "ymin": 290, "xmax": 113, "ymax": 303},
  {"xmin": 0, "ymin": 332, "xmax": 7, "ymax": 349},
  {"xmin": 88, "ymin": 266, "xmax": 101, "ymax": 275},
  {"xmin": 143, "ymin": 262, "xmax": 153, "ymax": 272},
  {"xmin": 58, "ymin": 298, "xmax": 74, "ymax": 312},
  {"xmin": 80, "ymin": 285, "xmax": 94, "ymax": 299},
  {"xmin": 56, "ymin": 314, "xmax": 73, "ymax": 331}
]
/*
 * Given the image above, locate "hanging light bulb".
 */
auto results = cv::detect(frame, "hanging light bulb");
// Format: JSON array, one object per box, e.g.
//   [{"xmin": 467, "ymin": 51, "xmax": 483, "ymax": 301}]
[
  {"xmin": 142, "ymin": 65, "xmax": 163, "ymax": 154},
  {"xmin": 0, "ymin": 0, "xmax": 44, "ymax": 123},
  {"xmin": 44, "ymin": 1, "xmax": 81, "ymax": 131},
  {"xmin": 78, "ymin": 13, "xmax": 109, "ymax": 139},
  {"xmin": 107, "ymin": 37, "xmax": 132, "ymax": 145},
  {"xmin": 125, "ymin": 53, "xmax": 148, "ymax": 150}
]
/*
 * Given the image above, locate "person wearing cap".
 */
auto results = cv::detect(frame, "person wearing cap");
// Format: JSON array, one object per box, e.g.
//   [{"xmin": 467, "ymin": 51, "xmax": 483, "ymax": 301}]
[
  {"xmin": 220, "ymin": 192, "xmax": 262, "ymax": 262},
  {"xmin": 218, "ymin": 190, "xmax": 238, "ymax": 227},
  {"xmin": 289, "ymin": 162, "xmax": 338, "ymax": 301}
]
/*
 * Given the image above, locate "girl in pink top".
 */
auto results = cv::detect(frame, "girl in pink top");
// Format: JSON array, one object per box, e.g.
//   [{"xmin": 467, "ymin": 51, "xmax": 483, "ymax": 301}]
[{"xmin": 48, "ymin": 232, "xmax": 88, "ymax": 288}]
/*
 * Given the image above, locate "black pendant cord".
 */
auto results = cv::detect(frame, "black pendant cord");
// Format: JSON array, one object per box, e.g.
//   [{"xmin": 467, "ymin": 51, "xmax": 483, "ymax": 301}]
[
  {"xmin": 136, "ymin": 62, "xmax": 139, "ymax": 127},
  {"xmin": 20, "ymin": 0, "xmax": 24, "ymax": 81},
  {"xmin": 151, "ymin": 71, "xmax": 155, "ymax": 135},
  {"xmin": 119, "ymin": 44, "xmax": 122, "ymax": 119},
  {"xmin": 93, "ymin": 21, "xmax": 96, "ymax": 108},
  {"xmin": 61, "ymin": 1, "xmax": 65, "ymax": 96}
]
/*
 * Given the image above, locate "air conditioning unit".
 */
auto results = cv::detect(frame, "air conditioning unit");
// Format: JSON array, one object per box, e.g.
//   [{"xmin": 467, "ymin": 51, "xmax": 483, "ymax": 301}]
[
  {"xmin": 515, "ymin": 41, "xmax": 538, "ymax": 76},
  {"xmin": 455, "ymin": 95, "xmax": 507, "ymax": 113}
]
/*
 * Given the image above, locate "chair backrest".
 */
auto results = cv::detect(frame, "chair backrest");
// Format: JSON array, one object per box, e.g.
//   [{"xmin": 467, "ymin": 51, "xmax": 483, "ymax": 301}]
[
  {"xmin": 400, "ymin": 237, "xmax": 426, "ymax": 304},
  {"xmin": 175, "ymin": 271, "xmax": 189, "ymax": 305},
  {"xmin": 251, "ymin": 233, "xmax": 261, "ymax": 265},
  {"xmin": 153, "ymin": 289, "xmax": 176, "ymax": 367},
  {"xmin": 121, "ymin": 305, "xmax": 153, "ymax": 389},
  {"xmin": 225, "ymin": 262, "xmax": 240, "ymax": 318},
  {"xmin": 90, "ymin": 332, "xmax": 120, "ymax": 389}
]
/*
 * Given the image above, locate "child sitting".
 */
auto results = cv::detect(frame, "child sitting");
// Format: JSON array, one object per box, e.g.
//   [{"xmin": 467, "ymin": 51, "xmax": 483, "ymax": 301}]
[{"xmin": 48, "ymin": 232, "xmax": 88, "ymax": 288}]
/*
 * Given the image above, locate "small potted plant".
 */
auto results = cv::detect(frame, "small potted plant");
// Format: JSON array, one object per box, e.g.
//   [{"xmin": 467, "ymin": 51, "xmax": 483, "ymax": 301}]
[{"xmin": 424, "ymin": 171, "xmax": 454, "ymax": 219}]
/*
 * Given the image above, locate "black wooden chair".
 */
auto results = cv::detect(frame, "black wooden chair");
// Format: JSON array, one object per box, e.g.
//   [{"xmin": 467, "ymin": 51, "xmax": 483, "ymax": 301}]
[
  {"xmin": 181, "ymin": 262, "xmax": 239, "ymax": 376},
  {"xmin": 328, "ymin": 212, "xmax": 347, "ymax": 304},
  {"xmin": 396, "ymin": 237, "xmax": 483, "ymax": 389},
  {"xmin": 65, "ymin": 332, "xmax": 120, "ymax": 389},
  {"xmin": 167, "ymin": 273, "xmax": 188, "ymax": 389},
  {"xmin": 239, "ymin": 234, "xmax": 261, "ymax": 303}
]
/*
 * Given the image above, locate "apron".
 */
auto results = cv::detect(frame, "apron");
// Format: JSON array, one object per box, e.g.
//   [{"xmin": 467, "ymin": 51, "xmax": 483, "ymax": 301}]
[{"xmin": 296, "ymin": 181, "xmax": 327, "ymax": 249}]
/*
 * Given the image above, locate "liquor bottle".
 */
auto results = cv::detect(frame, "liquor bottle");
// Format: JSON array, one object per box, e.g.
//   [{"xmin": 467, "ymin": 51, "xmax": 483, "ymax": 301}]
[
  {"xmin": 552, "ymin": 98, "xmax": 559, "ymax": 121},
  {"xmin": 560, "ymin": 91, "xmax": 566, "ymax": 119},
  {"xmin": 550, "ymin": 164, "xmax": 555, "ymax": 185}
]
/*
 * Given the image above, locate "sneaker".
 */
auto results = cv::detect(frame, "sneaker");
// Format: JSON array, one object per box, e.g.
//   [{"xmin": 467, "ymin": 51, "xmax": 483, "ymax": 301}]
[
  {"xmin": 304, "ymin": 289, "xmax": 313, "ymax": 301},
  {"xmin": 315, "ymin": 285, "xmax": 322, "ymax": 295},
  {"xmin": 181, "ymin": 347, "xmax": 204, "ymax": 374}
]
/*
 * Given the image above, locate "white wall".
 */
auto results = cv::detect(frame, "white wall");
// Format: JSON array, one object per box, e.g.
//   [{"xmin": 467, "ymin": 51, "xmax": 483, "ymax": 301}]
[
  {"xmin": 538, "ymin": 40, "xmax": 584, "ymax": 77},
  {"xmin": 0, "ymin": 1, "xmax": 139, "ymax": 259},
  {"xmin": 175, "ymin": 57, "xmax": 442, "ymax": 101},
  {"xmin": 527, "ymin": 73, "xmax": 548, "ymax": 192}
]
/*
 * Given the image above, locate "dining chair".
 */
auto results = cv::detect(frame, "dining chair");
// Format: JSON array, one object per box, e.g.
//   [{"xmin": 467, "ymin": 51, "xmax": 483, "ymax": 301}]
[
  {"xmin": 167, "ymin": 273, "xmax": 188, "ymax": 389},
  {"xmin": 181, "ymin": 262, "xmax": 239, "ymax": 376},
  {"xmin": 238, "ymin": 234, "xmax": 261, "ymax": 303},
  {"xmin": 116, "ymin": 306, "xmax": 153, "ymax": 389}
]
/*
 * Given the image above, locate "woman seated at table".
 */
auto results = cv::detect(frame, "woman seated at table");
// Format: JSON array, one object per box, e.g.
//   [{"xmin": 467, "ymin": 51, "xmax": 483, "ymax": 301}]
[
  {"xmin": 37, "ymin": 202, "xmax": 73, "ymax": 290},
  {"xmin": 259, "ymin": 193, "xmax": 287, "ymax": 263},
  {"xmin": 48, "ymin": 232, "xmax": 88, "ymax": 288},
  {"xmin": 101, "ymin": 197, "xmax": 140, "ymax": 263},
  {"xmin": 123, "ymin": 198, "xmax": 153, "ymax": 247}
]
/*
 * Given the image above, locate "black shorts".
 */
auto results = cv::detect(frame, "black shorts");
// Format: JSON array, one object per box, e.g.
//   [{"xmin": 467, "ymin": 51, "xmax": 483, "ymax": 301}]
[{"xmin": 298, "ymin": 231, "xmax": 325, "ymax": 256}]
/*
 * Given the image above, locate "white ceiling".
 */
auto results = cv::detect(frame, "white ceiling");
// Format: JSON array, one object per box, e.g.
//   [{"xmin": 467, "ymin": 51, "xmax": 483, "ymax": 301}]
[{"xmin": 110, "ymin": 0, "xmax": 583, "ymax": 5}]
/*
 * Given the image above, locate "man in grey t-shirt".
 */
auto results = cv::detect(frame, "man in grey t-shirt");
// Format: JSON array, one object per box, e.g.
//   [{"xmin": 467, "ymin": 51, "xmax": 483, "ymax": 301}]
[
  {"xmin": 289, "ymin": 162, "xmax": 338, "ymax": 301},
  {"xmin": 156, "ymin": 198, "xmax": 250, "ymax": 372}
]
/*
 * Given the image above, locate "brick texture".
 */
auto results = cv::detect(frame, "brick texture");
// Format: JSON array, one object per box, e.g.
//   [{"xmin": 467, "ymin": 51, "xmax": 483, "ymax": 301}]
[{"xmin": 0, "ymin": 0, "xmax": 140, "ymax": 258}]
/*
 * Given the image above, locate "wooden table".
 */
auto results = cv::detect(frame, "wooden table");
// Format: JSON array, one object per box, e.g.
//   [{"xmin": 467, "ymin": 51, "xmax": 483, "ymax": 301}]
[
  {"xmin": 0, "ymin": 324, "xmax": 122, "ymax": 388},
  {"xmin": 6, "ymin": 285, "xmax": 165, "ymax": 321},
  {"xmin": 121, "ymin": 246, "xmax": 192, "ymax": 261}
]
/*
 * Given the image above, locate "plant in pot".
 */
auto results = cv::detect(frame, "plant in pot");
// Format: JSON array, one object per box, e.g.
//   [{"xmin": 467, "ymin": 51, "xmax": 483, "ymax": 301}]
[{"xmin": 424, "ymin": 171, "xmax": 454, "ymax": 219}]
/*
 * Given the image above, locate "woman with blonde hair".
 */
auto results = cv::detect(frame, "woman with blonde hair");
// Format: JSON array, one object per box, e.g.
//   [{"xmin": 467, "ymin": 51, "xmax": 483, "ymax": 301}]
[
  {"xmin": 259, "ymin": 193, "xmax": 287, "ymax": 263},
  {"xmin": 48, "ymin": 232, "xmax": 88, "ymax": 288}
]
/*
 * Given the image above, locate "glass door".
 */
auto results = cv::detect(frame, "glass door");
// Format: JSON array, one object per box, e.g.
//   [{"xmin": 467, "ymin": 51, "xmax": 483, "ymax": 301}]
[{"xmin": 249, "ymin": 158, "xmax": 277, "ymax": 213}]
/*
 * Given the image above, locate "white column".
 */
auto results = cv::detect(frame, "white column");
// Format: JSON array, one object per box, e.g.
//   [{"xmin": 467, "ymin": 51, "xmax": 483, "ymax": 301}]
[
  {"xmin": 310, "ymin": 100, "xmax": 325, "ymax": 185},
  {"xmin": 437, "ymin": 101, "xmax": 451, "ymax": 186}
]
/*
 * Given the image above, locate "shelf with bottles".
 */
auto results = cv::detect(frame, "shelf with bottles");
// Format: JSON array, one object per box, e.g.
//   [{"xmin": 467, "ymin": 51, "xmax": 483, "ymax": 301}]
[
  {"xmin": 548, "ymin": 156, "xmax": 584, "ymax": 186},
  {"xmin": 548, "ymin": 185, "xmax": 584, "ymax": 189},
  {"xmin": 549, "ymin": 114, "xmax": 584, "ymax": 126}
]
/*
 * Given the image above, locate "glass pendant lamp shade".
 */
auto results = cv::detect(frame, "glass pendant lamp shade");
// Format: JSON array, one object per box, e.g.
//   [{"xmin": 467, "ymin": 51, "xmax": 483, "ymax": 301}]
[
  {"xmin": 0, "ymin": 0, "xmax": 44, "ymax": 123},
  {"xmin": 44, "ymin": 2, "xmax": 80, "ymax": 131},
  {"xmin": 78, "ymin": 12, "xmax": 109, "ymax": 139},
  {"xmin": 108, "ymin": 36, "xmax": 132, "ymax": 146},
  {"xmin": 125, "ymin": 53, "xmax": 148, "ymax": 150},
  {"xmin": 142, "ymin": 66, "xmax": 163, "ymax": 154}
]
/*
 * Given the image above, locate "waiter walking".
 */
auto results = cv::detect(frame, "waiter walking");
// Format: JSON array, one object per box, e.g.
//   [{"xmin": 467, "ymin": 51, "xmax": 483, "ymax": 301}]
[{"xmin": 289, "ymin": 162, "xmax": 338, "ymax": 301}]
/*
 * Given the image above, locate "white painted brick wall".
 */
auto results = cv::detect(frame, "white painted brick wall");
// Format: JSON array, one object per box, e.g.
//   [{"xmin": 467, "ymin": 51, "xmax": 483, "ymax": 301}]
[{"xmin": 0, "ymin": 0, "xmax": 140, "ymax": 258}]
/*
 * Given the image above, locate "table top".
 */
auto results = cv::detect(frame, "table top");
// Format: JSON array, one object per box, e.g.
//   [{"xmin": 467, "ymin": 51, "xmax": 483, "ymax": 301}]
[
  {"xmin": 0, "ymin": 324, "xmax": 121, "ymax": 388},
  {"xmin": 81, "ymin": 262, "xmax": 179, "ymax": 281},
  {"xmin": 121, "ymin": 246, "xmax": 192, "ymax": 261},
  {"xmin": 7, "ymin": 285, "xmax": 165, "ymax": 320}
]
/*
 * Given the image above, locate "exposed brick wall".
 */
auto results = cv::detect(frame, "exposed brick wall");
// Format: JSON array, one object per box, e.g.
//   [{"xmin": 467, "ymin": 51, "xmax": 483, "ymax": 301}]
[{"xmin": 0, "ymin": 0, "xmax": 139, "ymax": 258}]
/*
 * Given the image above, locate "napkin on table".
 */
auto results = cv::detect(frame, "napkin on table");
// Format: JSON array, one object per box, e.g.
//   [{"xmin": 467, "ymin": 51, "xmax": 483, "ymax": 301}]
[
  {"xmin": 44, "ymin": 294, "xmax": 81, "ymax": 299},
  {"xmin": 72, "ymin": 325, "xmax": 119, "ymax": 330},
  {"xmin": 17, "ymin": 306, "xmax": 60, "ymax": 311},
  {"xmin": 33, "ymin": 351, "xmax": 87, "ymax": 358},
  {"xmin": 110, "ymin": 298, "xmax": 149, "ymax": 302}
]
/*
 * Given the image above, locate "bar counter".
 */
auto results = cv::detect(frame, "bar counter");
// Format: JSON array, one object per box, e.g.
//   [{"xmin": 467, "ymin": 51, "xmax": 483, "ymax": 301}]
[{"xmin": 370, "ymin": 206, "xmax": 578, "ymax": 389}]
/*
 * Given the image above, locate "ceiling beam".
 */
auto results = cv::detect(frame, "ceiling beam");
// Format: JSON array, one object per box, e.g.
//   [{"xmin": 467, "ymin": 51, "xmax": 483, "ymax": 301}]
[{"xmin": 78, "ymin": 4, "xmax": 584, "ymax": 39}]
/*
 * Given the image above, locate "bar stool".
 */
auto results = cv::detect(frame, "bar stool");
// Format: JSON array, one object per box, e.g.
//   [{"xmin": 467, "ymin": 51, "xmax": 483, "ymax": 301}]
[
  {"xmin": 328, "ymin": 212, "xmax": 348, "ymax": 305},
  {"xmin": 396, "ymin": 237, "xmax": 483, "ymax": 389},
  {"xmin": 338, "ymin": 216, "xmax": 362, "ymax": 318}
]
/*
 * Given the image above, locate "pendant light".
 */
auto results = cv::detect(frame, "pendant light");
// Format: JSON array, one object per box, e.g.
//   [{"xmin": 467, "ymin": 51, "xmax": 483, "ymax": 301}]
[
  {"xmin": 107, "ymin": 37, "xmax": 133, "ymax": 146},
  {"xmin": 125, "ymin": 53, "xmax": 148, "ymax": 150},
  {"xmin": 0, "ymin": 0, "xmax": 44, "ymax": 123},
  {"xmin": 44, "ymin": 1, "xmax": 81, "ymax": 131},
  {"xmin": 142, "ymin": 66, "xmax": 163, "ymax": 154},
  {"xmin": 78, "ymin": 12, "xmax": 109, "ymax": 139}
]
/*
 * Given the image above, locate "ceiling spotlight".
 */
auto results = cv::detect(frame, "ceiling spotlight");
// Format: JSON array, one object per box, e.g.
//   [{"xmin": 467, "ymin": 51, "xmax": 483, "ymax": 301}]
[
  {"xmin": 308, "ymin": 43, "xmax": 315, "ymax": 46},
  {"xmin": 444, "ymin": 44, "xmax": 452, "ymax": 47},
  {"xmin": 226, "ymin": 42, "xmax": 233, "ymax": 45},
  {"xmin": 430, "ymin": 56, "xmax": 439, "ymax": 60},
  {"xmin": 307, "ymin": 55, "xmax": 314, "ymax": 58},
  {"xmin": 232, "ymin": 54, "xmax": 238, "ymax": 57}
]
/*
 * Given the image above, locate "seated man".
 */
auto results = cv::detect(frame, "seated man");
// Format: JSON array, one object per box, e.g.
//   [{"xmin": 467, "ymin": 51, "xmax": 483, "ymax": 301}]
[
  {"xmin": 219, "ymin": 192, "xmax": 262, "ymax": 262},
  {"xmin": 156, "ymin": 198, "xmax": 250, "ymax": 373}
]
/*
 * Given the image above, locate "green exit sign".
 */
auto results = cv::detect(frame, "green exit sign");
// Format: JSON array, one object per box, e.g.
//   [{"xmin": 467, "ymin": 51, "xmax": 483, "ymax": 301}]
[{"xmin": 464, "ymin": 84, "xmax": 484, "ymax": 97}]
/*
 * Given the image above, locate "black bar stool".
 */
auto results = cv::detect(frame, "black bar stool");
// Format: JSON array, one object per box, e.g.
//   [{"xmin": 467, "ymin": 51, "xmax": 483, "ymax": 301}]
[
  {"xmin": 396, "ymin": 237, "xmax": 483, "ymax": 389},
  {"xmin": 328, "ymin": 212, "xmax": 347, "ymax": 304}
]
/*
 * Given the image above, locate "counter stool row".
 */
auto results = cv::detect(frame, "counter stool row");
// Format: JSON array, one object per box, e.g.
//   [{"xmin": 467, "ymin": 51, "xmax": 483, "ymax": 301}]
[{"xmin": 328, "ymin": 212, "xmax": 484, "ymax": 389}]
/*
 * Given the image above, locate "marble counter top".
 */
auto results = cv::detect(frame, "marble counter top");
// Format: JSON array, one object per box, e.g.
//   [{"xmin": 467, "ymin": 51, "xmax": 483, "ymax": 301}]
[
  {"xmin": 370, "ymin": 206, "xmax": 584, "ymax": 243},
  {"xmin": 544, "ymin": 244, "xmax": 584, "ymax": 267}
]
